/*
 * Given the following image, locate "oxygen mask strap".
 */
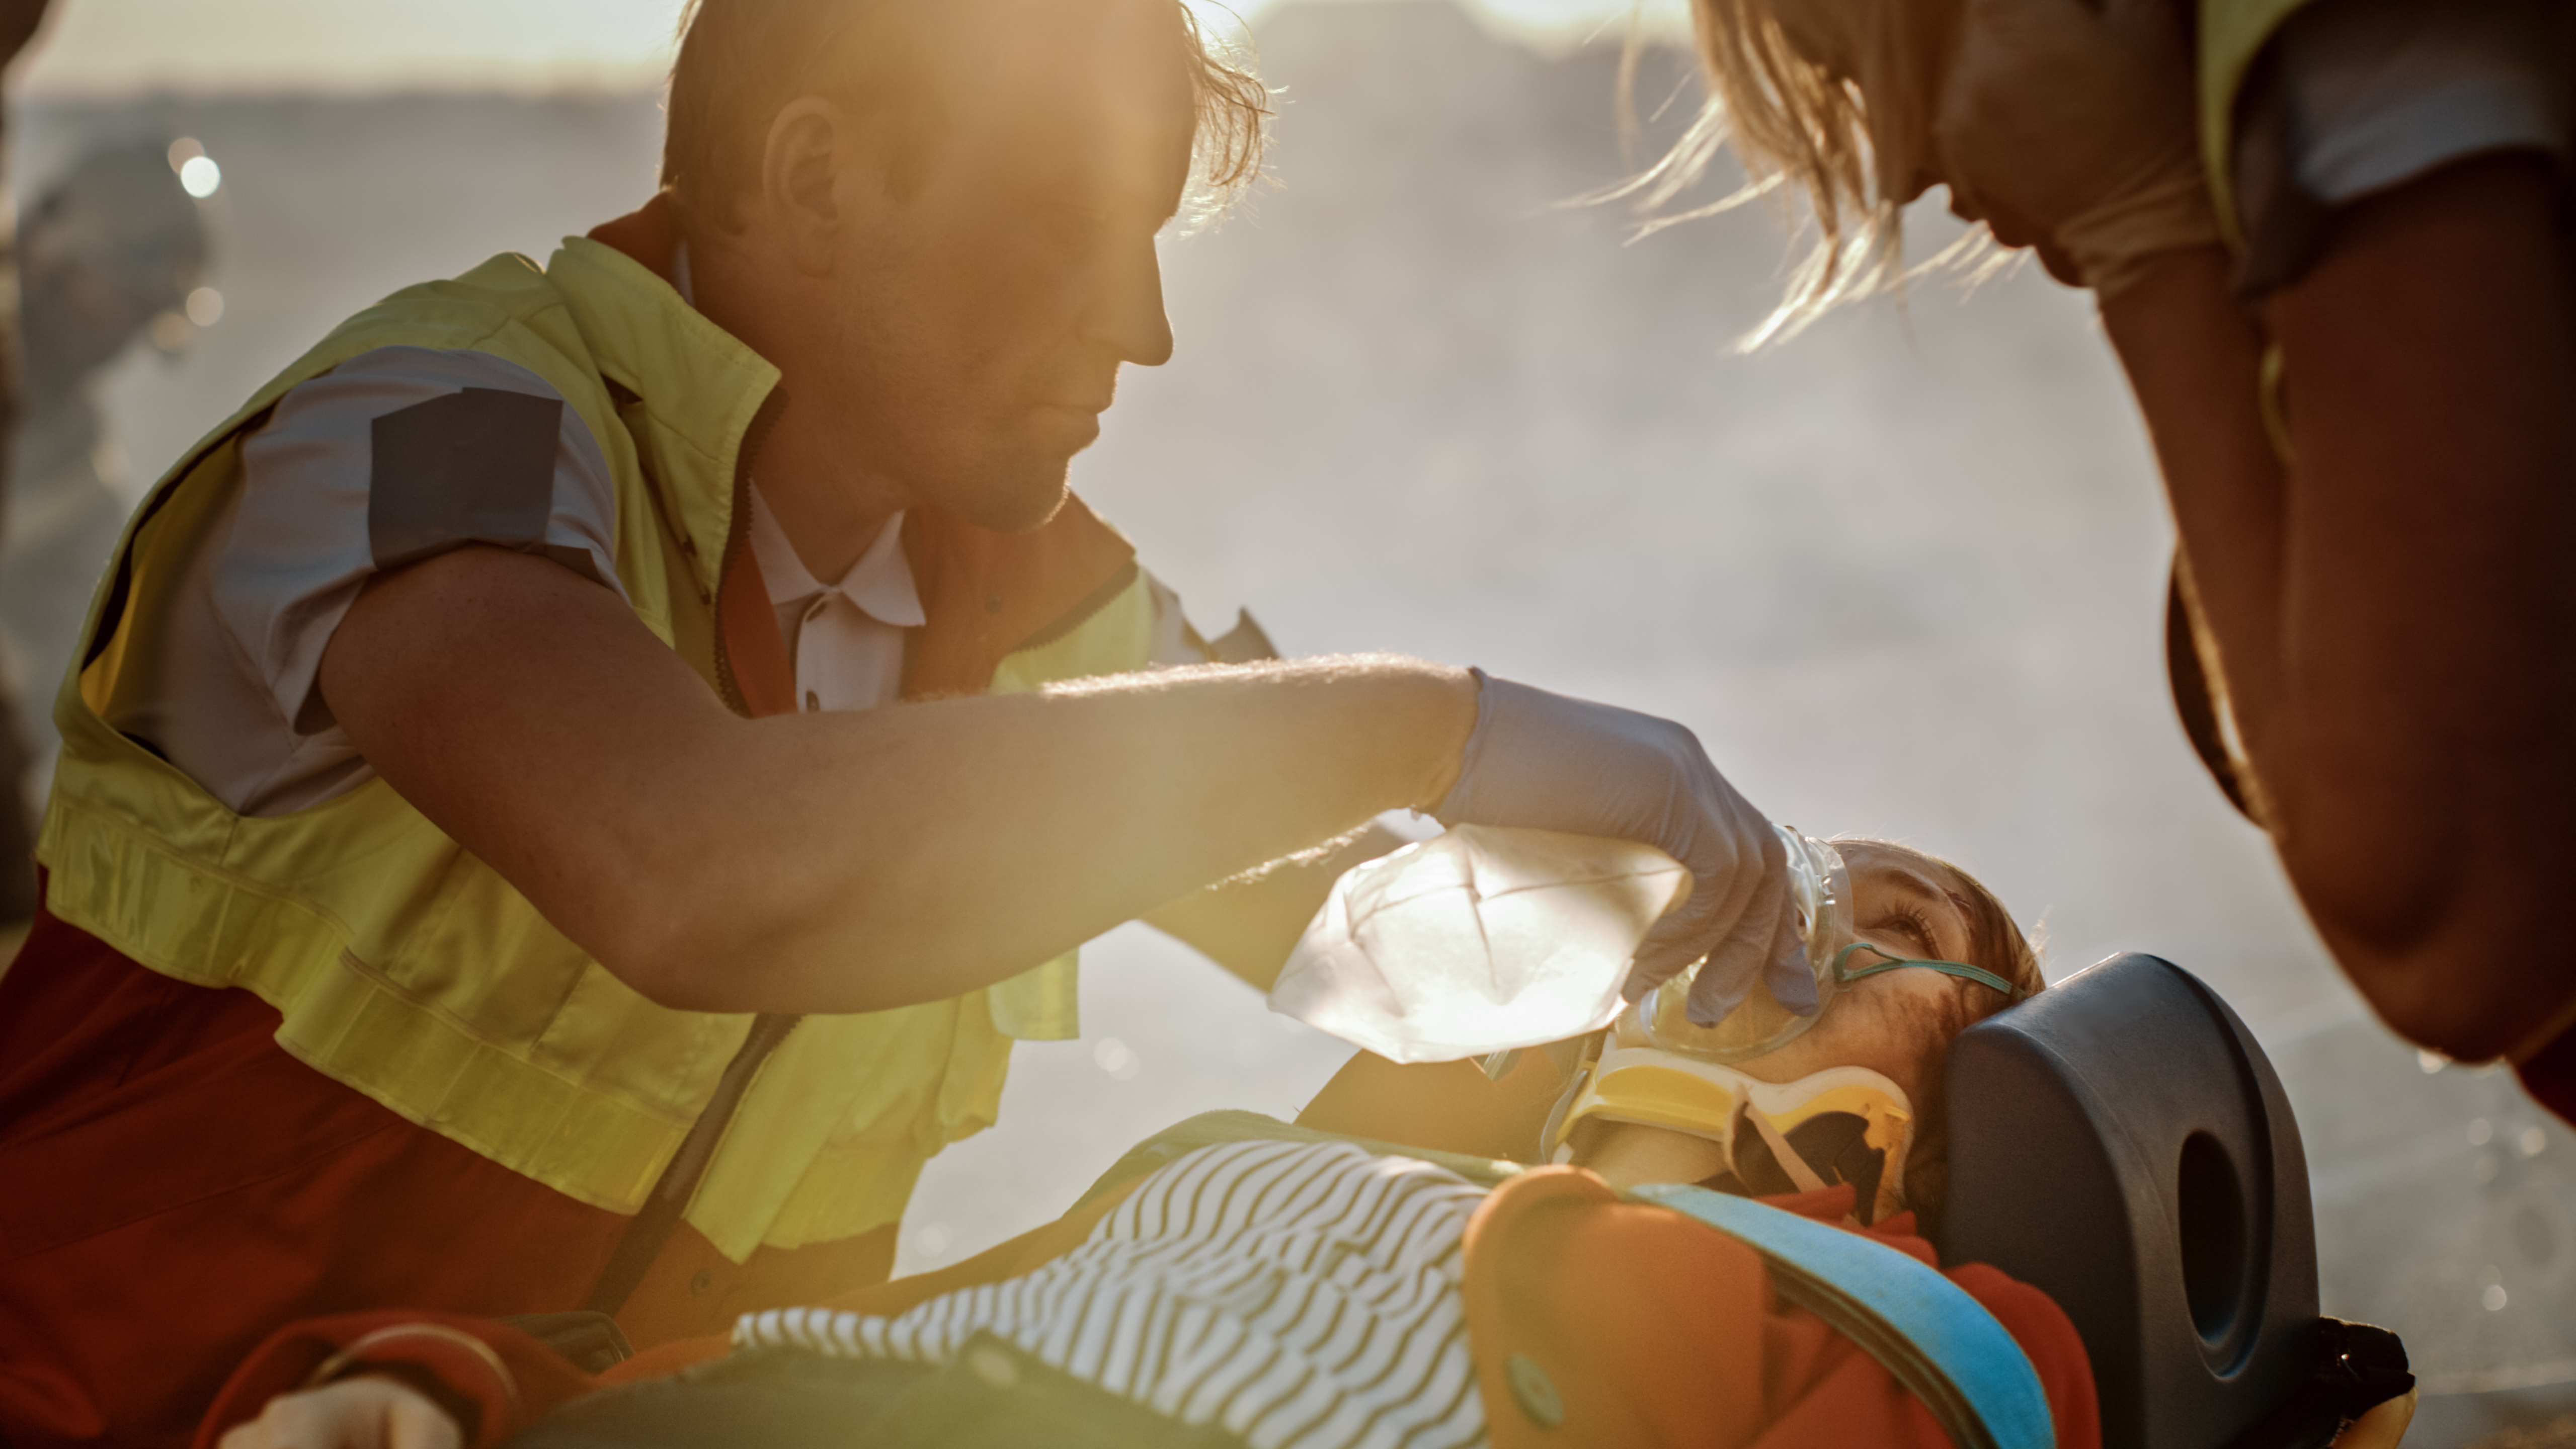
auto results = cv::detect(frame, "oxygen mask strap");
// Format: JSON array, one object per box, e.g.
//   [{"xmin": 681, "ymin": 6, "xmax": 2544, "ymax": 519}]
[{"xmin": 1832, "ymin": 941, "xmax": 2023, "ymax": 1000}]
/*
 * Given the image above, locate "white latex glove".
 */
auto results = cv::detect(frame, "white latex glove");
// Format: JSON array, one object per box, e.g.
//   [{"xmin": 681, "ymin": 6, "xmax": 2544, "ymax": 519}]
[
  {"xmin": 1431, "ymin": 672, "xmax": 1813, "ymax": 1027},
  {"xmin": 218, "ymin": 1379, "xmax": 463, "ymax": 1449},
  {"xmin": 1931, "ymin": 0, "xmax": 2218, "ymax": 297}
]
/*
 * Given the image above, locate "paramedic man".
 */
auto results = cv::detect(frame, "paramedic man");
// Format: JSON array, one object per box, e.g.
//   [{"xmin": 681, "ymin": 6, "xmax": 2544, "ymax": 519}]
[{"xmin": 0, "ymin": 1, "xmax": 1813, "ymax": 1446}]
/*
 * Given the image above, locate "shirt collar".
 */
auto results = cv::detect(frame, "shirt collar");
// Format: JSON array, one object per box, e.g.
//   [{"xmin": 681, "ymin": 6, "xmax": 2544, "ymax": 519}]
[{"xmin": 747, "ymin": 485, "xmax": 927, "ymax": 628}]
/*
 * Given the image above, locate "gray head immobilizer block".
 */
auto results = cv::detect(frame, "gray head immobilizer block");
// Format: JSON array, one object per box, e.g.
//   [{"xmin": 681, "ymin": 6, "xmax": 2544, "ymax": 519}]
[{"xmin": 1938, "ymin": 954, "xmax": 2321, "ymax": 1449}]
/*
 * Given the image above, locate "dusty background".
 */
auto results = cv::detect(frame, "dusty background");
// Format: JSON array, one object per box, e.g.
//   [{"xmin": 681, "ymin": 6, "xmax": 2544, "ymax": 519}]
[{"xmin": 13, "ymin": 2, "xmax": 2567, "ymax": 1438}]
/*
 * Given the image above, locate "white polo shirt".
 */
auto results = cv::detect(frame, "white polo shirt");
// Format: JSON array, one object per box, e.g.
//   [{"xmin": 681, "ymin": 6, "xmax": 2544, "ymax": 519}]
[{"xmin": 750, "ymin": 488, "xmax": 925, "ymax": 718}]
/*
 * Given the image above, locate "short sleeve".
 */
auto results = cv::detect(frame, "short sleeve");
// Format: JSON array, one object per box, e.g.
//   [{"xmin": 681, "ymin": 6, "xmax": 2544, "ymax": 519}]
[
  {"xmin": 2233, "ymin": 0, "xmax": 2573, "ymax": 292},
  {"xmin": 221, "ymin": 345, "xmax": 627, "ymax": 736}
]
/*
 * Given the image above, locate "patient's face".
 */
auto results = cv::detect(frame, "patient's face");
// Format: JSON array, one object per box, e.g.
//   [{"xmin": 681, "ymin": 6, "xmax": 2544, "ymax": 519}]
[
  {"xmin": 1569, "ymin": 842, "xmax": 2014, "ymax": 1192},
  {"xmin": 1728, "ymin": 841, "xmax": 1993, "ymax": 1108}
]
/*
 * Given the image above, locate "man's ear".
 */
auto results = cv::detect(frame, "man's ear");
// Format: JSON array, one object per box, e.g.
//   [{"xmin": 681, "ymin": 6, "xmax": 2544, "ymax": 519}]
[{"xmin": 758, "ymin": 97, "xmax": 884, "ymax": 278}]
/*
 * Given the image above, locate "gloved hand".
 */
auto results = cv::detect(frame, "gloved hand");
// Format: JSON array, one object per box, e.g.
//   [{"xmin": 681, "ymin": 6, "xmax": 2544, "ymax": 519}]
[
  {"xmin": 1430, "ymin": 671, "xmax": 1815, "ymax": 1028},
  {"xmin": 1930, "ymin": 0, "xmax": 2218, "ymax": 298}
]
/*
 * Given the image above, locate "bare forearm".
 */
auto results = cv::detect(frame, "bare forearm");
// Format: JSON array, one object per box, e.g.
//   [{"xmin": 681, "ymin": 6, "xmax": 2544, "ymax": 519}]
[
  {"xmin": 2103, "ymin": 163, "xmax": 2576, "ymax": 1057},
  {"xmin": 658, "ymin": 661, "xmax": 1471, "ymax": 1011},
  {"xmin": 323, "ymin": 557, "xmax": 1476, "ymax": 1016},
  {"xmin": 2099, "ymin": 246, "xmax": 2286, "ymax": 738},
  {"xmin": 2257, "ymin": 160, "xmax": 2576, "ymax": 1056}
]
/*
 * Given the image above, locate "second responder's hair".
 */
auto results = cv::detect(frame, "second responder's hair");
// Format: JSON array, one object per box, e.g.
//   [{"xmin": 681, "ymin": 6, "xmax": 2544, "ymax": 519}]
[
  {"xmin": 662, "ymin": 0, "xmax": 1269, "ymax": 233},
  {"xmin": 1608, "ymin": 0, "xmax": 1949, "ymax": 348}
]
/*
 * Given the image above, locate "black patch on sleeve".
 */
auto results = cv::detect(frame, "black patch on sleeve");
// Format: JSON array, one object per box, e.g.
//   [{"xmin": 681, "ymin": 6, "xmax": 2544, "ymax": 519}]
[{"xmin": 369, "ymin": 386, "xmax": 569, "ymax": 571}]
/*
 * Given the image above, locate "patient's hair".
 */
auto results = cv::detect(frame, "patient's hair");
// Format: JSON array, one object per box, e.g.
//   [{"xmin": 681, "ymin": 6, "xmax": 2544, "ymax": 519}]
[
  {"xmin": 662, "ymin": 0, "xmax": 1269, "ymax": 232},
  {"xmin": 1614, "ymin": 0, "xmax": 1951, "ymax": 346}
]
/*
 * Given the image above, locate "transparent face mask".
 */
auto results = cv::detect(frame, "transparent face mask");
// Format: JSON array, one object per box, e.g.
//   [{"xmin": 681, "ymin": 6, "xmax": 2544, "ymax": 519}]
[
  {"xmin": 1640, "ymin": 828, "xmax": 2025, "ymax": 1064},
  {"xmin": 1640, "ymin": 826, "xmax": 1852, "ymax": 1063}
]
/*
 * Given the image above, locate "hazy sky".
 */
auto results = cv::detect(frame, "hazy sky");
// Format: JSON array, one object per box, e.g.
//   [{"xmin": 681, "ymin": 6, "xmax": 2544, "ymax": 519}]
[{"xmin": 16, "ymin": 0, "xmax": 1689, "ymax": 95}]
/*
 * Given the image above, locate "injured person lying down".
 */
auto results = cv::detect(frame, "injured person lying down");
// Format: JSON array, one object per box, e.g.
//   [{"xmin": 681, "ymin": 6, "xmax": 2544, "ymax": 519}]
[{"xmin": 205, "ymin": 838, "xmax": 2098, "ymax": 1449}]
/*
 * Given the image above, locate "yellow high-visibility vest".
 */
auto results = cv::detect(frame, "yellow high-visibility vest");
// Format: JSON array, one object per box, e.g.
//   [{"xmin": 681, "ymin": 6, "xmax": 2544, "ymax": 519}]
[{"xmin": 43, "ymin": 227, "xmax": 1159, "ymax": 1262}]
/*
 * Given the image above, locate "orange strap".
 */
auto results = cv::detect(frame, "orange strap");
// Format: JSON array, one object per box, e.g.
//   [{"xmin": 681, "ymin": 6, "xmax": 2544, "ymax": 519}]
[{"xmin": 716, "ymin": 533, "xmax": 798, "ymax": 719}]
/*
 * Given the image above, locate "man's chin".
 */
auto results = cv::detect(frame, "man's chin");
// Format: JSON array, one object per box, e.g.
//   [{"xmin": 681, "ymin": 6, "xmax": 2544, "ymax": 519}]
[
  {"xmin": 991, "ymin": 481, "xmax": 1073, "ymax": 535},
  {"xmin": 951, "ymin": 465, "xmax": 1074, "ymax": 535},
  {"xmin": 900, "ymin": 427, "xmax": 1086, "ymax": 534}
]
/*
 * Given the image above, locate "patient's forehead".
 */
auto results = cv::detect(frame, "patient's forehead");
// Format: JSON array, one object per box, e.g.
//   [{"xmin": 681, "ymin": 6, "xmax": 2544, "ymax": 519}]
[
  {"xmin": 1834, "ymin": 837, "xmax": 2042, "ymax": 1005},
  {"xmin": 1843, "ymin": 839, "xmax": 1962, "ymax": 892},
  {"xmin": 1841, "ymin": 843, "xmax": 1978, "ymax": 951}
]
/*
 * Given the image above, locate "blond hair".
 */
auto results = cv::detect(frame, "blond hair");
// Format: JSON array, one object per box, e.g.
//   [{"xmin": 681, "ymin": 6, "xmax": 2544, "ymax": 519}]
[
  {"xmin": 1612, "ymin": 0, "xmax": 1970, "ymax": 347},
  {"xmin": 662, "ymin": 0, "xmax": 1268, "ymax": 234}
]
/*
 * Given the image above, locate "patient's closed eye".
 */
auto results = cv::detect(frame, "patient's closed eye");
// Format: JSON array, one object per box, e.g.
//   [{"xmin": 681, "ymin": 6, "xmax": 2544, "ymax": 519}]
[{"xmin": 1871, "ymin": 905, "xmax": 1937, "ymax": 955}]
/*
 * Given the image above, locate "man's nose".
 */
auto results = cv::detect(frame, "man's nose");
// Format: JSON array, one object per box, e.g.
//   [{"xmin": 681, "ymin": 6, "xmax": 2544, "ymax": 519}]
[{"xmin": 1094, "ymin": 235, "xmax": 1174, "ymax": 368}]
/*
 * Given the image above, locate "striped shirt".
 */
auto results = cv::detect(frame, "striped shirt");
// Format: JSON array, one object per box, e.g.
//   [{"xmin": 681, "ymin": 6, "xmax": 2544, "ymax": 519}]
[{"xmin": 736, "ymin": 1139, "xmax": 1490, "ymax": 1449}]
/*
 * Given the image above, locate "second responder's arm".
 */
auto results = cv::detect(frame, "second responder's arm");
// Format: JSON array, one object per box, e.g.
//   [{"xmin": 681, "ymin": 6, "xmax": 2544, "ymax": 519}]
[
  {"xmin": 2100, "ymin": 154, "xmax": 2576, "ymax": 1062},
  {"xmin": 318, "ymin": 543, "xmax": 1478, "ymax": 1015}
]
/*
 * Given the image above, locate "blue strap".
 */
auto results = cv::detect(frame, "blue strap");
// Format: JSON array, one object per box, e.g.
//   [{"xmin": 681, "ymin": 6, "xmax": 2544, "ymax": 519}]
[{"xmin": 1628, "ymin": 1183, "xmax": 2056, "ymax": 1449}]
